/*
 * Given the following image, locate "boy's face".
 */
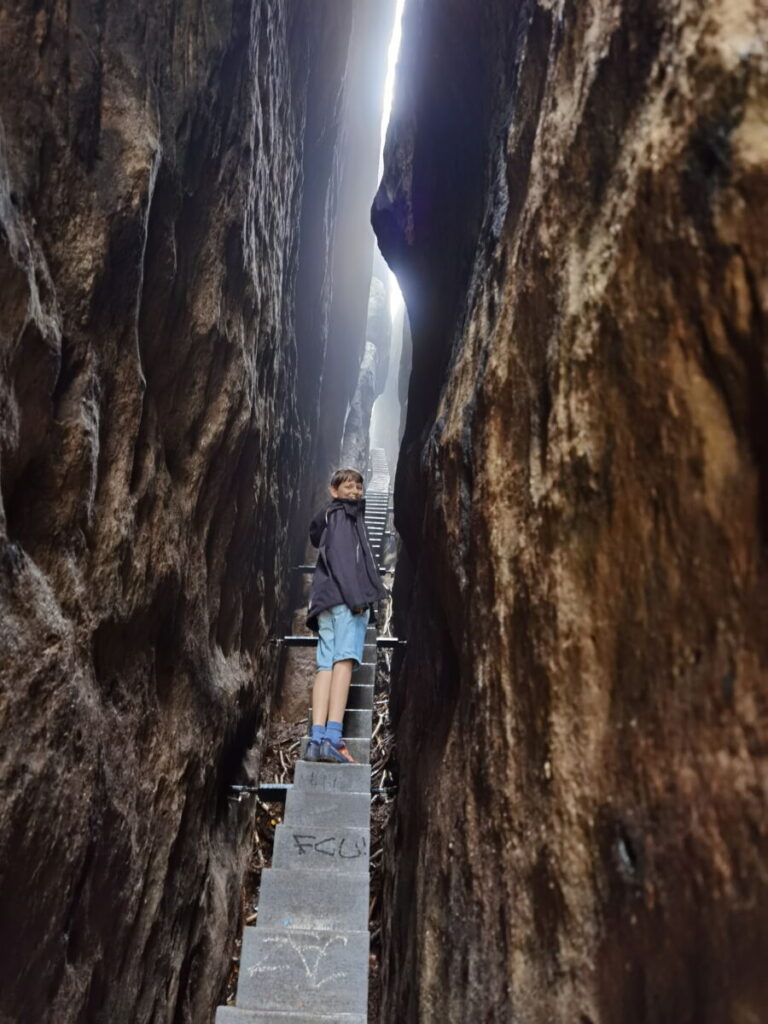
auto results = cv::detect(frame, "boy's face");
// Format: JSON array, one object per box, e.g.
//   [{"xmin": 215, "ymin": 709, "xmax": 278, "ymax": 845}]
[{"xmin": 331, "ymin": 477, "xmax": 363, "ymax": 500}]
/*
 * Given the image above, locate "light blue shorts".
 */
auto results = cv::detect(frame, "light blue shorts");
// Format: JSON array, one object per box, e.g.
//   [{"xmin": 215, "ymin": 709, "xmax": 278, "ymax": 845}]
[{"xmin": 316, "ymin": 604, "xmax": 370, "ymax": 670}]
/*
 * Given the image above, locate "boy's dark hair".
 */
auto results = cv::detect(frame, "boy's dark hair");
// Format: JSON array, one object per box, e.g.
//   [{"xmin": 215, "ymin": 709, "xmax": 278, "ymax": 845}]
[{"xmin": 331, "ymin": 467, "xmax": 363, "ymax": 489}]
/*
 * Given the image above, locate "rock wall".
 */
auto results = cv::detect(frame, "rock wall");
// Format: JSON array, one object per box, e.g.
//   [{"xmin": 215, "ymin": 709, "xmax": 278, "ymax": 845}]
[
  {"xmin": 340, "ymin": 269, "xmax": 392, "ymax": 473},
  {"xmin": 0, "ymin": 2, "xmax": 380, "ymax": 1021},
  {"xmin": 305, "ymin": 0, "xmax": 396, "ymax": 502},
  {"xmin": 370, "ymin": 296, "xmax": 405, "ymax": 477},
  {"xmin": 373, "ymin": 1, "xmax": 768, "ymax": 1021}
]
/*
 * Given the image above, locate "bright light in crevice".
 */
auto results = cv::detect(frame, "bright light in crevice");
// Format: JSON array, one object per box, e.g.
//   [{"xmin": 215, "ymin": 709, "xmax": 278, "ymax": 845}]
[
  {"xmin": 379, "ymin": 0, "xmax": 406, "ymax": 170},
  {"xmin": 380, "ymin": 0, "xmax": 406, "ymax": 322},
  {"xmin": 386, "ymin": 268, "xmax": 402, "ymax": 320}
]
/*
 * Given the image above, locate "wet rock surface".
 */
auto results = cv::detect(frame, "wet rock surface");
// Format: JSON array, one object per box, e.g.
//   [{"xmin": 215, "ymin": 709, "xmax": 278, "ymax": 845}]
[
  {"xmin": 373, "ymin": 1, "xmax": 768, "ymax": 1021},
  {"xmin": 0, "ymin": 2, "xmax": 383, "ymax": 1021}
]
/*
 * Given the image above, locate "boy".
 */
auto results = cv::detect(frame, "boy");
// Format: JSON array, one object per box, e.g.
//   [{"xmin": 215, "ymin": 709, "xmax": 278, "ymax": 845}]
[{"xmin": 304, "ymin": 468, "xmax": 388, "ymax": 763}]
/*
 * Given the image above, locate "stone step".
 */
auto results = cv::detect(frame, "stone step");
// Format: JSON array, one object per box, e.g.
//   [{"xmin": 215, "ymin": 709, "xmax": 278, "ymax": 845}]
[
  {"xmin": 293, "ymin": 761, "xmax": 371, "ymax": 795},
  {"xmin": 302, "ymin": 737, "xmax": 369, "ymax": 763},
  {"xmin": 272, "ymin": 824, "xmax": 369, "ymax": 872},
  {"xmin": 362, "ymin": 644, "xmax": 377, "ymax": 662},
  {"xmin": 234, "ymin": 927, "xmax": 368, "ymax": 1015},
  {"xmin": 283, "ymin": 789, "xmax": 370, "ymax": 829},
  {"xmin": 256, "ymin": 867, "xmax": 369, "ymax": 931},
  {"xmin": 306, "ymin": 708, "xmax": 371, "ymax": 739},
  {"xmin": 347, "ymin": 683, "xmax": 373, "ymax": 710},
  {"xmin": 342, "ymin": 708, "xmax": 372, "ymax": 738},
  {"xmin": 217, "ymin": 1009, "xmax": 366, "ymax": 1024},
  {"xmin": 351, "ymin": 661, "xmax": 374, "ymax": 685}
]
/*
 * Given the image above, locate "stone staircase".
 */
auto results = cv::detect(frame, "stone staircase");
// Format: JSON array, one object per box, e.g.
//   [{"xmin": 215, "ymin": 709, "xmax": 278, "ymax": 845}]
[
  {"xmin": 217, "ymin": 469, "xmax": 394, "ymax": 1022},
  {"xmin": 216, "ymin": 632, "xmax": 378, "ymax": 1023},
  {"xmin": 362, "ymin": 488, "xmax": 390, "ymax": 566}
]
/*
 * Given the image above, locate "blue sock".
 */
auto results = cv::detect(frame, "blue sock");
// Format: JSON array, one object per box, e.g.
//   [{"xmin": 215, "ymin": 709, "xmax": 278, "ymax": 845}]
[
  {"xmin": 311, "ymin": 724, "xmax": 325, "ymax": 743},
  {"xmin": 325, "ymin": 720, "xmax": 343, "ymax": 747}
]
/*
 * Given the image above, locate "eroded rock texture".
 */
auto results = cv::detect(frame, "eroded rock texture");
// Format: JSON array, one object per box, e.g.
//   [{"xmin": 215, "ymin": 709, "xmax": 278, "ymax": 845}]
[
  {"xmin": 303, "ymin": 0, "xmax": 396, "ymax": 501},
  {"xmin": 371, "ymin": 297, "xmax": 405, "ymax": 476},
  {"xmin": 0, "ymin": 2, "xmax": 384, "ymax": 1021},
  {"xmin": 340, "ymin": 270, "xmax": 392, "ymax": 471},
  {"xmin": 373, "ymin": 1, "xmax": 768, "ymax": 1021}
]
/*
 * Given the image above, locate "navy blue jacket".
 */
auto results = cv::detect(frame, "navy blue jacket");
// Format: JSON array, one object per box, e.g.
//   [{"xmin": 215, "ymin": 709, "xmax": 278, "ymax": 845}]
[{"xmin": 306, "ymin": 499, "xmax": 388, "ymax": 632}]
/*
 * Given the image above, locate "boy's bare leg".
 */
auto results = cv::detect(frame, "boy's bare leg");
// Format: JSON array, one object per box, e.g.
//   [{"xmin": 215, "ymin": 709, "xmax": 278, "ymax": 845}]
[
  {"xmin": 312, "ymin": 669, "xmax": 332, "ymax": 727},
  {"xmin": 327, "ymin": 659, "xmax": 354, "ymax": 724}
]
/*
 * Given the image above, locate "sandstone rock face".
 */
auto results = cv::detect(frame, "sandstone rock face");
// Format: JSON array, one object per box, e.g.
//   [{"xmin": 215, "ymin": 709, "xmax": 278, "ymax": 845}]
[
  {"xmin": 371, "ymin": 298, "xmax": 405, "ymax": 477},
  {"xmin": 341, "ymin": 272, "xmax": 392, "ymax": 473},
  {"xmin": 373, "ymin": 1, "xmax": 768, "ymax": 1021},
  {"xmin": 0, "ymin": 2, "xmax": 384, "ymax": 1021},
  {"xmin": 306, "ymin": 0, "xmax": 396, "ymax": 503}
]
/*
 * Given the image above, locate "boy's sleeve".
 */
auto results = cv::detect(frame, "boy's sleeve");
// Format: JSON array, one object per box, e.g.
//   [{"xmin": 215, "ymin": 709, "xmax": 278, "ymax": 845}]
[{"xmin": 309, "ymin": 508, "xmax": 326, "ymax": 548}]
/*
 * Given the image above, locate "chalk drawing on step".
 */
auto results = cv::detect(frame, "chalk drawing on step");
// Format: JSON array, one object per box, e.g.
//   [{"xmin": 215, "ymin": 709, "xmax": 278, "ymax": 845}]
[
  {"xmin": 339, "ymin": 836, "xmax": 366, "ymax": 859},
  {"xmin": 307, "ymin": 769, "xmax": 340, "ymax": 790},
  {"xmin": 291, "ymin": 833, "xmax": 367, "ymax": 859},
  {"xmin": 248, "ymin": 932, "xmax": 349, "ymax": 988}
]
